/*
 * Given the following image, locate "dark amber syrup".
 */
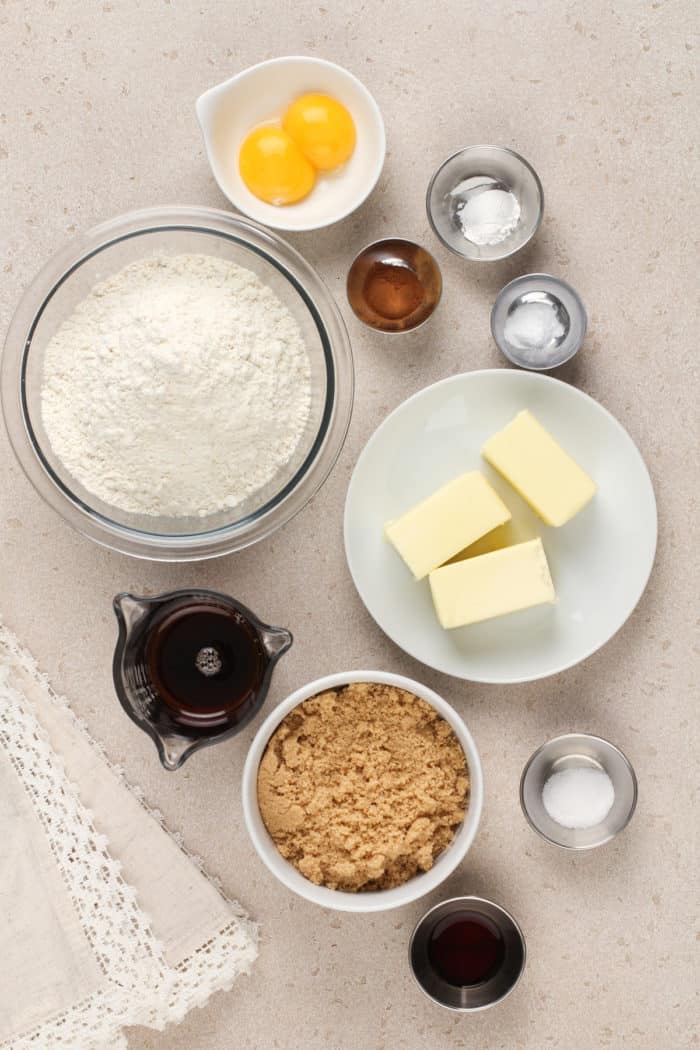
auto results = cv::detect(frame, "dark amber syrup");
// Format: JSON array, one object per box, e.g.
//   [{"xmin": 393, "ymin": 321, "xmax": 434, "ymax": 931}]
[
  {"xmin": 427, "ymin": 911, "xmax": 506, "ymax": 986},
  {"xmin": 363, "ymin": 259, "xmax": 425, "ymax": 319},
  {"xmin": 346, "ymin": 238, "xmax": 441, "ymax": 332},
  {"xmin": 145, "ymin": 602, "xmax": 265, "ymax": 730}
]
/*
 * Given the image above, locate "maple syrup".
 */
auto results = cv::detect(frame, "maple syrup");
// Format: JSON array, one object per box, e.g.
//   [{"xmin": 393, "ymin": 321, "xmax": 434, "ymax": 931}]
[
  {"xmin": 145, "ymin": 600, "xmax": 266, "ymax": 731},
  {"xmin": 427, "ymin": 911, "xmax": 506, "ymax": 987},
  {"xmin": 346, "ymin": 238, "xmax": 442, "ymax": 333}
]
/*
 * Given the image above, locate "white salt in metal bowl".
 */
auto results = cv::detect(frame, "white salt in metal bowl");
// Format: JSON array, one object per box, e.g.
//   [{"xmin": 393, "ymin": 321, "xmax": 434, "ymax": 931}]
[
  {"xmin": 241, "ymin": 671, "xmax": 483, "ymax": 913},
  {"xmin": 491, "ymin": 274, "xmax": 587, "ymax": 371},
  {"xmin": 196, "ymin": 56, "xmax": 386, "ymax": 231},
  {"xmin": 520, "ymin": 733, "xmax": 638, "ymax": 850}
]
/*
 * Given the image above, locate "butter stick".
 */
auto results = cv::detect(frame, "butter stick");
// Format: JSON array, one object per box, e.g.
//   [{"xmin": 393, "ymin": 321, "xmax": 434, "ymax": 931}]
[
  {"xmin": 429, "ymin": 538, "xmax": 556, "ymax": 629},
  {"xmin": 482, "ymin": 410, "xmax": 596, "ymax": 527},
  {"xmin": 384, "ymin": 471, "xmax": 511, "ymax": 581}
]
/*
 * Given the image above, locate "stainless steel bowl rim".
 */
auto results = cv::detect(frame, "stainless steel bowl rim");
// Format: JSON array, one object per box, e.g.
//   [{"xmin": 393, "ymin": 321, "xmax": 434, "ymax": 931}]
[
  {"xmin": 519, "ymin": 732, "xmax": 638, "ymax": 850},
  {"xmin": 408, "ymin": 894, "xmax": 527, "ymax": 1011},
  {"xmin": 491, "ymin": 272, "xmax": 588, "ymax": 371}
]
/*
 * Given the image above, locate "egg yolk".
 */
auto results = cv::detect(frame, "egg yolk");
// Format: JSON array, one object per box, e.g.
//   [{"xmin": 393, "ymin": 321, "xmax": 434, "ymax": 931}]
[
  {"xmin": 283, "ymin": 93, "xmax": 356, "ymax": 171},
  {"xmin": 239, "ymin": 125, "xmax": 316, "ymax": 205}
]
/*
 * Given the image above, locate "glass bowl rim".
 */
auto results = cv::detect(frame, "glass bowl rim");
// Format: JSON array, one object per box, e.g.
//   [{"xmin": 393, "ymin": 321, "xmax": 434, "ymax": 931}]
[{"xmin": 425, "ymin": 144, "xmax": 545, "ymax": 262}]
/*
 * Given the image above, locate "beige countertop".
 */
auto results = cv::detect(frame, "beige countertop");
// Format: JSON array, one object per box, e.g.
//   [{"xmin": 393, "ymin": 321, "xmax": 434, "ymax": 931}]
[{"xmin": 1, "ymin": 2, "xmax": 697, "ymax": 1047}]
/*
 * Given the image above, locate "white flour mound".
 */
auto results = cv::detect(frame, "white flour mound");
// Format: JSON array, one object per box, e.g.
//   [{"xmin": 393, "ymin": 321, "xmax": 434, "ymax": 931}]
[{"xmin": 41, "ymin": 254, "xmax": 313, "ymax": 518}]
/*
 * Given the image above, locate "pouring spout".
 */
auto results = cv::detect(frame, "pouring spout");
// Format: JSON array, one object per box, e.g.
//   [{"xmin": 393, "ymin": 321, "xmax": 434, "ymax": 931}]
[
  {"xmin": 158, "ymin": 735, "xmax": 194, "ymax": 772},
  {"xmin": 113, "ymin": 592, "xmax": 150, "ymax": 632},
  {"xmin": 261, "ymin": 625, "xmax": 293, "ymax": 661}
]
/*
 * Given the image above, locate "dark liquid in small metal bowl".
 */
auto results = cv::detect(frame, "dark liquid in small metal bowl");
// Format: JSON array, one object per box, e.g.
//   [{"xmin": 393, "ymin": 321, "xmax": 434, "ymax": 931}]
[
  {"xmin": 428, "ymin": 912, "xmax": 506, "ymax": 987},
  {"xmin": 410, "ymin": 895, "xmax": 525, "ymax": 1010}
]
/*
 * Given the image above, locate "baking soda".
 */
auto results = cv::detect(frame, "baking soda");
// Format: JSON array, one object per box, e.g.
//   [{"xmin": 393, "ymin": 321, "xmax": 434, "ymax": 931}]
[{"xmin": 451, "ymin": 176, "xmax": 521, "ymax": 246}]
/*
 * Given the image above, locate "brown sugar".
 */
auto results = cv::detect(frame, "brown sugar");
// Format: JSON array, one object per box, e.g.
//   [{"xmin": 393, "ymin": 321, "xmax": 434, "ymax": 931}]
[{"xmin": 256, "ymin": 682, "xmax": 469, "ymax": 892}]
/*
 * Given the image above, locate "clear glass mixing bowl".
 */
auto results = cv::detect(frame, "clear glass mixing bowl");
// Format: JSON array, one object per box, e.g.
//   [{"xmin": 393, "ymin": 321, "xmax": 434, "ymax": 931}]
[{"xmin": 1, "ymin": 206, "xmax": 353, "ymax": 561}]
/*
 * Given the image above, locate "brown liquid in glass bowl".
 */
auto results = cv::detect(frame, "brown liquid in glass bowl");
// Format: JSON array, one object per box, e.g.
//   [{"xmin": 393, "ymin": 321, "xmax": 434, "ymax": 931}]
[
  {"xmin": 347, "ymin": 239, "xmax": 442, "ymax": 333},
  {"xmin": 145, "ymin": 601, "xmax": 266, "ymax": 730}
]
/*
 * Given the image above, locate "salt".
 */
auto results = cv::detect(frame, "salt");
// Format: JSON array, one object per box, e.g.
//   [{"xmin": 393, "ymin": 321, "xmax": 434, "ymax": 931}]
[
  {"xmin": 503, "ymin": 298, "xmax": 567, "ymax": 367},
  {"xmin": 541, "ymin": 766, "xmax": 615, "ymax": 830},
  {"xmin": 450, "ymin": 176, "xmax": 521, "ymax": 247},
  {"xmin": 505, "ymin": 300, "xmax": 565, "ymax": 351}
]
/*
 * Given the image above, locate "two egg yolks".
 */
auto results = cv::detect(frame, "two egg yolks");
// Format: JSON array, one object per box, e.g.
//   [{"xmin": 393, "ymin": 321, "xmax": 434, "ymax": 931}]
[{"xmin": 239, "ymin": 94, "xmax": 356, "ymax": 206}]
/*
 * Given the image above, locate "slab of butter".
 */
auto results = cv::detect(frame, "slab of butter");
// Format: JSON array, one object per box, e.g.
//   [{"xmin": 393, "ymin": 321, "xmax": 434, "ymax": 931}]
[
  {"xmin": 482, "ymin": 410, "xmax": 596, "ymax": 527},
  {"xmin": 384, "ymin": 471, "xmax": 511, "ymax": 580},
  {"xmin": 429, "ymin": 538, "xmax": 556, "ymax": 629}
]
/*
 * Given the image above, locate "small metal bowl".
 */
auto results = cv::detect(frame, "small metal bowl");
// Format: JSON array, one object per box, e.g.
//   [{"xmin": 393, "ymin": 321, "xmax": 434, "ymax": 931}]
[
  {"xmin": 491, "ymin": 273, "xmax": 587, "ymax": 371},
  {"xmin": 520, "ymin": 733, "xmax": 638, "ymax": 850},
  {"xmin": 426, "ymin": 146, "xmax": 543, "ymax": 262},
  {"xmin": 409, "ymin": 896, "xmax": 526, "ymax": 1011}
]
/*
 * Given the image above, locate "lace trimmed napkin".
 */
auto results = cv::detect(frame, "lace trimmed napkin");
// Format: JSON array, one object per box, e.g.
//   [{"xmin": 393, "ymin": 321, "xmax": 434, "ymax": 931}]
[{"xmin": 0, "ymin": 622, "xmax": 258, "ymax": 1050}]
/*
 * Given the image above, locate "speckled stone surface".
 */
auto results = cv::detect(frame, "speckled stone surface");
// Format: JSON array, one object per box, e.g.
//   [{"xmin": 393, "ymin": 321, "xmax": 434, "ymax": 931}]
[{"xmin": 1, "ymin": 2, "xmax": 697, "ymax": 1048}]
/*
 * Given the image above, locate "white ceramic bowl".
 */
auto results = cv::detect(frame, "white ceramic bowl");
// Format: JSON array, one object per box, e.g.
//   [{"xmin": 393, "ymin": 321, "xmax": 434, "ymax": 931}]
[
  {"xmin": 241, "ymin": 671, "xmax": 483, "ymax": 912},
  {"xmin": 196, "ymin": 56, "xmax": 386, "ymax": 232}
]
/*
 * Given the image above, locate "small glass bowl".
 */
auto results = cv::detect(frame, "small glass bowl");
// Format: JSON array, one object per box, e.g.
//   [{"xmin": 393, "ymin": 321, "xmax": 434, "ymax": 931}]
[
  {"xmin": 426, "ymin": 145, "xmax": 544, "ymax": 262},
  {"xmin": 1, "ymin": 206, "xmax": 354, "ymax": 561},
  {"xmin": 346, "ymin": 238, "xmax": 442, "ymax": 334}
]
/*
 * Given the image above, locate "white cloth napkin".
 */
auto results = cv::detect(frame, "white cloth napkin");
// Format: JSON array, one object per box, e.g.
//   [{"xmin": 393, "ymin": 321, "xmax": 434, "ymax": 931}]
[{"xmin": 0, "ymin": 622, "xmax": 258, "ymax": 1050}]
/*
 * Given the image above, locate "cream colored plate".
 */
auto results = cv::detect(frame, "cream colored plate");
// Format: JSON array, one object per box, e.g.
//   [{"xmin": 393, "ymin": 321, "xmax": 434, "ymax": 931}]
[{"xmin": 344, "ymin": 369, "xmax": 657, "ymax": 683}]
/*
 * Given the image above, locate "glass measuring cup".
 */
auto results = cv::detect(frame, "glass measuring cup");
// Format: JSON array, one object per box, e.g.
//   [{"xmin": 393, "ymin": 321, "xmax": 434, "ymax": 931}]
[{"xmin": 113, "ymin": 588, "xmax": 292, "ymax": 770}]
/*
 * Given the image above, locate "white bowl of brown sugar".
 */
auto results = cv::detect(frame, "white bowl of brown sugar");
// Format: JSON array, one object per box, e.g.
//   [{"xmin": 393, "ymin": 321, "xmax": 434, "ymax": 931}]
[{"xmin": 241, "ymin": 671, "xmax": 483, "ymax": 912}]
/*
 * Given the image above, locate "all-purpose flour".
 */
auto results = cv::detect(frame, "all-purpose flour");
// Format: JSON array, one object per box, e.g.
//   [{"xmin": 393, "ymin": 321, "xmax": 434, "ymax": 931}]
[{"xmin": 41, "ymin": 254, "xmax": 312, "ymax": 518}]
